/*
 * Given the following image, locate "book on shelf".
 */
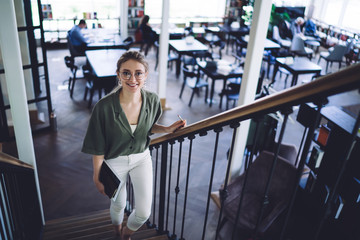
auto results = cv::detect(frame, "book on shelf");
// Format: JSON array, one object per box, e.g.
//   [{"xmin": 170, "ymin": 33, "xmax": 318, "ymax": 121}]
[
  {"xmin": 99, "ymin": 160, "xmax": 121, "ymax": 200},
  {"xmin": 305, "ymin": 170, "xmax": 317, "ymax": 192},
  {"xmin": 317, "ymin": 124, "xmax": 330, "ymax": 146},
  {"xmin": 307, "ymin": 145, "xmax": 324, "ymax": 170}
]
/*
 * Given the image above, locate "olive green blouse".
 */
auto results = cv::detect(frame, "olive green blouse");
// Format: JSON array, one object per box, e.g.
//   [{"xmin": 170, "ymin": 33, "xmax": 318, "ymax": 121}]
[{"xmin": 81, "ymin": 88, "xmax": 162, "ymax": 159}]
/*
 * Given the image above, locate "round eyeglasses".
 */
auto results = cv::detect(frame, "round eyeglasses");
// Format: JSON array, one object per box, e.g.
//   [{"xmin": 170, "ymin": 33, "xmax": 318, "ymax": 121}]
[{"xmin": 120, "ymin": 71, "xmax": 145, "ymax": 80}]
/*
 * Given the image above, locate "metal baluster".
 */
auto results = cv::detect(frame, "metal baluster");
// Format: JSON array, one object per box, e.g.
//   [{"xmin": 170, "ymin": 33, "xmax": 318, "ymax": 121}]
[
  {"xmin": 252, "ymin": 108, "xmax": 292, "ymax": 239},
  {"xmin": 152, "ymin": 145, "xmax": 160, "ymax": 226},
  {"xmin": 180, "ymin": 134, "xmax": 195, "ymax": 240},
  {"xmin": 201, "ymin": 127, "xmax": 222, "ymax": 240},
  {"xmin": 166, "ymin": 140, "xmax": 175, "ymax": 232},
  {"xmin": 314, "ymin": 112, "xmax": 360, "ymax": 239},
  {"xmin": 246, "ymin": 117, "xmax": 262, "ymax": 170},
  {"xmin": 215, "ymin": 122, "xmax": 240, "ymax": 240},
  {"xmin": 280, "ymin": 100, "xmax": 325, "ymax": 240},
  {"xmin": 158, "ymin": 142, "xmax": 168, "ymax": 233},
  {"xmin": 295, "ymin": 127, "xmax": 308, "ymax": 167},
  {"xmin": 230, "ymin": 116, "xmax": 264, "ymax": 239},
  {"xmin": 171, "ymin": 137, "xmax": 184, "ymax": 240}
]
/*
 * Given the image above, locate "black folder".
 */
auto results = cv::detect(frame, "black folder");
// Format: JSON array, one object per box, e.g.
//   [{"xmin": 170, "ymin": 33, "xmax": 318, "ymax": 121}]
[{"xmin": 99, "ymin": 161, "xmax": 121, "ymax": 199}]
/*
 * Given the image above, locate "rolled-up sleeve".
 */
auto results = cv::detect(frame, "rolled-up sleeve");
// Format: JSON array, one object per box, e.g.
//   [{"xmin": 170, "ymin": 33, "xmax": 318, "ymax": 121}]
[{"xmin": 81, "ymin": 106, "xmax": 106, "ymax": 156}]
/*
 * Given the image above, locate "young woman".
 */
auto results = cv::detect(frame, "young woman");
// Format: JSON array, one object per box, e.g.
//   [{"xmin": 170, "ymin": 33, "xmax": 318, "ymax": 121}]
[{"xmin": 81, "ymin": 51, "xmax": 185, "ymax": 239}]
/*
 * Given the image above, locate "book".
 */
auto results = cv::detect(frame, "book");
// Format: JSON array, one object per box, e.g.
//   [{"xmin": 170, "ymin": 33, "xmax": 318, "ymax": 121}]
[
  {"xmin": 307, "ymin": 145, "xmax": 324, "ymax": 169},
  {"xmin": 99, "ymin": 161, "xmax": 121, "ymax": 200},
  {"xmin": 317, "ymin": 124, "xmax": 330, "ymax": 146},
  {"xmin": 305, "ymin": 170, "xmax": 317, "ymax": 193}
]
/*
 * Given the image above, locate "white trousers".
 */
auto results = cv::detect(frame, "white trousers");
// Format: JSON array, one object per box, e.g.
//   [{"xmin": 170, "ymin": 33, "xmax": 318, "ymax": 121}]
[{"xmin": 106, "ymin": 149, "xmax": 153, "ymax": 231}]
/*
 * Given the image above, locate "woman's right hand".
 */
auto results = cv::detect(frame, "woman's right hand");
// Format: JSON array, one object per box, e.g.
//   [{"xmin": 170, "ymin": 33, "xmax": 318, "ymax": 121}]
[
  {"xmin": 93, "ymin": 155, "xmax": 106, "ymax": 196},
  {"xmin": 94, "ymin": 178, "xmax": 106, "ymax": 196}
]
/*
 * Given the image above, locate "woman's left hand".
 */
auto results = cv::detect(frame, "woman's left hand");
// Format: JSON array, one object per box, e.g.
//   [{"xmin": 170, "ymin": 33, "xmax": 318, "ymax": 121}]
[{"xmin": 167, "ymin": 119, "xmax": 186, "ymax": 133}]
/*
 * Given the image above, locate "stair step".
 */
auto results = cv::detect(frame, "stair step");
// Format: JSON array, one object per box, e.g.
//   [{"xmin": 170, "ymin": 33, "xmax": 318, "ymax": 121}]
[
  {"xmin": 145, "ymin": 234, "xmax": 169, "ymax": 240},
  {"xmin": 132, "ymin": 228, "xmax": 158, "ymax": 240},
  {"xmin": 45, "ymin": 209, "xmax": 110, "ymax": 227},
  {"xmin": 43, "ymin": 209, "xmax": 169, "ymax": 240}
]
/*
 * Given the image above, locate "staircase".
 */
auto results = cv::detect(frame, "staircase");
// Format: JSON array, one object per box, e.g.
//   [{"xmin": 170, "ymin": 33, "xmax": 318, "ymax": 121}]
[{"xmin": 43, "ymin": 210, "xmax": 169, "ymax": 240}]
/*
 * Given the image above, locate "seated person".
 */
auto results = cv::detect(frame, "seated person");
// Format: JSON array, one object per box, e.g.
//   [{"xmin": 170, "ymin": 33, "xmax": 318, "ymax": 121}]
[
  {"xmin": 278, "ymin": 19, "xmax": 292, "ymax": 40},
  {"xmin": 304, "ymin": 18, "xmax": 320, "ymax": 40},
  {"xmin": 290, "ymin": 17, "xmax": 305, "ymax": 38},
  {"xmin": 138, "ymin": 15, "xmax": 158, "ymax": 55},
  {"xmin": 68, "ymin": 19, "xmax": 88, "ymax": 55}
]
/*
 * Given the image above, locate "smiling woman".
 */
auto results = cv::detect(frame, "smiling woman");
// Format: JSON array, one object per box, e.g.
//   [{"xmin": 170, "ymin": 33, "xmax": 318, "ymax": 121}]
[{"xmin": 81, "ymin": 50, "xmax": 186, "ymax": 239}]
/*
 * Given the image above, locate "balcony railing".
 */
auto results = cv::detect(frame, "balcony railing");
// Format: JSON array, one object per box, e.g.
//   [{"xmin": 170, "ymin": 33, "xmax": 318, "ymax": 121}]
[
  {"xmin": 0, "ymin": 153, "xmax": 43, "ymax": 240},
  {"xmin": 144, "ymin": 63, "xmax": 360, "ymax": 239}
]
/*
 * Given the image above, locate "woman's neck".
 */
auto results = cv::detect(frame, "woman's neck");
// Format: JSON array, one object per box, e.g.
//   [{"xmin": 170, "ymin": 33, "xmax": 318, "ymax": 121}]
[{"xmin": 119, "ymin": 88, "xmax": 142, "ymax": 104}]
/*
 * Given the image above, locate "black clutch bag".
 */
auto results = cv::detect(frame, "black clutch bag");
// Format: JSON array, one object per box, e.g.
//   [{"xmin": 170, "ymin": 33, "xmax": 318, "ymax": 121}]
[{"xmin": 99, "ymin": 161, "xmax": 121, "ymax": 199}]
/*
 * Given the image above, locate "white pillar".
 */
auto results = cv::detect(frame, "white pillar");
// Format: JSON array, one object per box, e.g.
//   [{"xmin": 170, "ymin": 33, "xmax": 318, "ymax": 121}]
[
  {"xmin": 157, "ymin": 0, "xmax": 170, "ymax": 108},
  {"xmin": 0, "ymin": 0, "xmax": 44, "ymax": 224},
  {"xmin": 120, "ymin": 0, "xmax": 128, "ymax": 39},
  {"xmin": 230, "ymin": 0, "xmax": 273, "ymax": 178}
]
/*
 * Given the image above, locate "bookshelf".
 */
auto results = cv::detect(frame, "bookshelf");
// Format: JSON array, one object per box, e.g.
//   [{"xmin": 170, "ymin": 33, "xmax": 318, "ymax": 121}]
[
  {"xmin": 41, "ymin": 18, "xmax": 120, "ymax": 45},
  {"xmin": 224, "ymin": 0, "xmax": 242, "ymax": 26},
  {"xmin": 128, "ymin": 0, "xmax": 144, "ymax": 31},
  {"xmin": 297, "ymin": 103, "xmax": 360, "ymax": 237}
]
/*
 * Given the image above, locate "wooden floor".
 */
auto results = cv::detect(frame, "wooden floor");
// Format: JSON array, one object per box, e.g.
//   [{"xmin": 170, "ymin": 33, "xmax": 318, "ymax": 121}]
[{"xmin": 2, "ymin": 42, "xmax": 360, "ymax": 239}]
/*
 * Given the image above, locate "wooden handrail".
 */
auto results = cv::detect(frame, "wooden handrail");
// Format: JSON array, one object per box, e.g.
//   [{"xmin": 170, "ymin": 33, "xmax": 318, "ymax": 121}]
[
  {"xmin": 0, "ymin": 152, "xmax": 33, "ymax": 170},
  {"xmin": 151, "ymin": 63, "xmax": 360, "ymax": 145}
]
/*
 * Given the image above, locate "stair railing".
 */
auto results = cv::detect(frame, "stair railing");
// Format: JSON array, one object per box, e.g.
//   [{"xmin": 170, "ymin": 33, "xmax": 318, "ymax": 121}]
[
  {"xmin": 148, "ymin": 63, "xmax": 360, "ymax": 240},
  {"xmin": 0, "ymin": 152, "xmax": 43, "ymax": 240}
]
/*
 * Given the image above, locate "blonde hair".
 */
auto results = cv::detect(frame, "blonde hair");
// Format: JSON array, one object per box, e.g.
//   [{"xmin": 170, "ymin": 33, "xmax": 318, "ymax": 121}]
[
  {"xmin": 116, "ymin": 50, "xmax": 149, "ymax": 74},
  {"xmin": 112, "ymin": 50, "xmax": 149, "ymax": 92}
]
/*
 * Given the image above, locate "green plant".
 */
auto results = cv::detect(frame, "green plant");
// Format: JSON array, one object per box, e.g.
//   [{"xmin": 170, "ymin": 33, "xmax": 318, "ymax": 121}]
[{"xmin": 269, "ymin": 4, "xmax": 291, "ymax": 26}]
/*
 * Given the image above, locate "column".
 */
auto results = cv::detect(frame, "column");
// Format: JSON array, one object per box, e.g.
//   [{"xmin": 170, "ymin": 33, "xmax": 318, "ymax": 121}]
[{"xmin": 230, "ymin": 0, "xmax": 273, "ymax": 178}]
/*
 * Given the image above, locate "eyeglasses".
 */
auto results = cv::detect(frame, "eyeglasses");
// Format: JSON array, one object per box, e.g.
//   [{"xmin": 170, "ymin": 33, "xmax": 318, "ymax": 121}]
[{"xmin": 120, "ymin": 71, "xmax": 145, "ymax": 80}]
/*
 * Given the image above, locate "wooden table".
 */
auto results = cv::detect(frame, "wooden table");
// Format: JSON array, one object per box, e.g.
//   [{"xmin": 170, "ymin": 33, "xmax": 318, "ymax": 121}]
[
  {"xmin": 85, "ymin": 29, "xmax": 126, "ymax": 50},
  {"xmin": 197, "ymin": 60, "xmax": 243, "ymax": 107},
  {"xmin": 86, "ymin": 49, "xmax": 126, "ymax": 78},
  {"xmin": 220, "ymin": 25, "xmax": 250, "ymax": 54},
  {"xmin": 271, "ymin": 57, "xmax": 322, "ymax": 87},
  {"xmin": 169, "ymin": 39, "xmax": 208, "ymax": 78},
  {"xmin": 242, "ymin": 36, "xmax": 281, "ymax": 51}
]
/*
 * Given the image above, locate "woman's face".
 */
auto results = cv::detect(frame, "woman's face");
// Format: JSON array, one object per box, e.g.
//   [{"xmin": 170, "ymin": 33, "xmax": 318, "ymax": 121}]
[{"xmin": 117, "ymin": 59, "xmax": 148, "ymax": 93}]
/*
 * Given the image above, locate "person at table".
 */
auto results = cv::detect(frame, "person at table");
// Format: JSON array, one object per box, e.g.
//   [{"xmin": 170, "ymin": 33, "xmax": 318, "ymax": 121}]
[
  {"xmin": 138, "ymin": 15, "xmax": 158, "ymax": 55},
  {"xmin": 81, "ymin": 51, "xmax": 186, "ymax": 239},
  {"xmin": 290, "ymin": 17, "xmax": 305, "ymax": 38},
  {"xmin": 68, "ymin": 19, "xmax": 88, "ymax": 55},
  {"xmin": 304, "ymin": 18, "xmax": 321, "ymax": 40}
]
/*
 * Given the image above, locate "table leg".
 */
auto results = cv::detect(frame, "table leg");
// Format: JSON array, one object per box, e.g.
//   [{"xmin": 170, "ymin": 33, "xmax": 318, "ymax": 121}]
[
  {"xmin": 226, "ymin": 34, "xmax": 230, "ymax": 55},
  {"xmin": 175, "ymin": 54, "xmax": 182, "ymax": 78},
  {"xmin": 291, "ymin": 74, "xmax": 299, "ymax": 87},
  {"xmin": 209, "ymin": 78, "xmax": 216, "ymax": 107},
  {"xmin": 271, "ymin": 62, "xmax": 279, "ymax": 86}
]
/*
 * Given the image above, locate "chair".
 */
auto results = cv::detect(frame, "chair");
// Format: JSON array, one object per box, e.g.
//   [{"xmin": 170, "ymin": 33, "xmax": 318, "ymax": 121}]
[
  {"xmin": 209, "ymin": 40, "xmax": 226, "ymax": 59},
  {"xmin": 219, "ymin": 68, "xmax": 264, "ymax": 110},
  {"xmin": 204, "ymin": 28, "xmax": 221, "ymax": 46},
  {"xmin": 220, "ymin": 78, "xmax": 241, "ymax": 110},
  {"xmin": 122, "ymin": 36, "xmax": 134, "ymax": 50},
  {"xmin": 64, "ymin": 56, "xmax": 78, "ymax": 98},
  {"xmin": 290, "ymin": 34, "xmax": 314, "ymax": 59},
  {"xmin": 318, "ymin": 44, "xmax": 347, "ymax": 73},
  {"xmin": 83, "ymin": 66, "xmax": 115, "ymax": 108},
  {"xmin": 154, "ymin": 41, "xmax": 178, "ymax": 71},
  {"xmin": 272, "ymin": 25, "xmax": 291, "ymax": 49},
  {"xmin": 179, "ymin": 65, "xmax": 209, "ymax": 107},
  {"xmin": 219, "ymin": 150, "xmax": 297, "ymax": 237}
]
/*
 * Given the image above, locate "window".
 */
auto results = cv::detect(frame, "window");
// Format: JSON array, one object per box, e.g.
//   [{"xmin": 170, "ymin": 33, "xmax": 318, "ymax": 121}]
[{"xmin": 145, "ymin": 0, "xmax": 226, "ymax": 25}]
